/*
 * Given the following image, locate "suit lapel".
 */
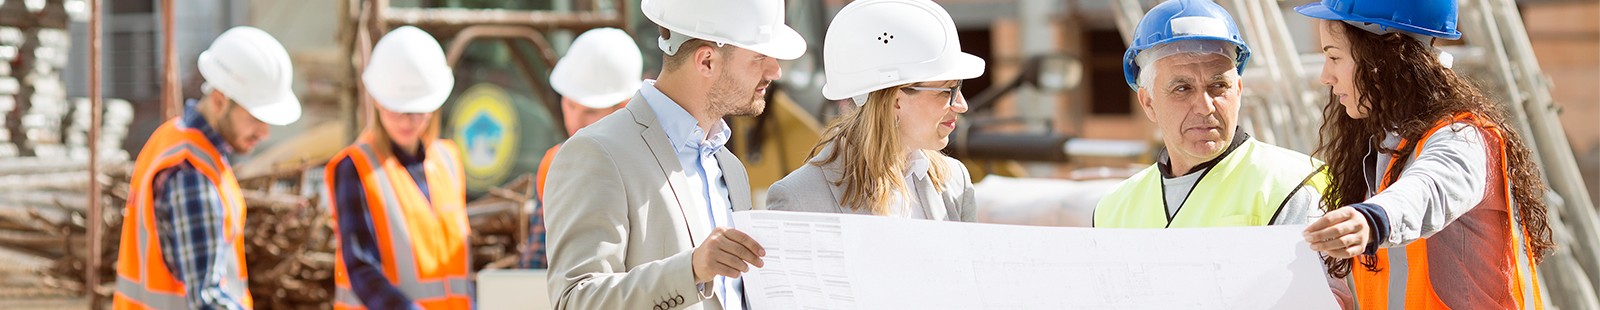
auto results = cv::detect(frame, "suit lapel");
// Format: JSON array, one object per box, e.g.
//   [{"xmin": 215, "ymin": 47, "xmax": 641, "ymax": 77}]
[
  {"xmin": 629, "ymin": 96, "xmax": 711, "ymax": 245},
  {"xmin": 715, "ymin": 149, "xmax": 753, "ymax": 211},
  {"xmin": 812, "ymin": 147, "xmax": 851, "ymax": 214},
  {"xmin": 916, "ymin": 176, "xmax": 949, "ymax": 221}
]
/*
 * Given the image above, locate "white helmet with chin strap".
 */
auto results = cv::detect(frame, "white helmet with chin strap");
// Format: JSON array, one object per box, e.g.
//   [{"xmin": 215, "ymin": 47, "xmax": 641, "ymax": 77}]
[
  {"xmin": 641, "ymin": 0, "xmax": 807, "ymax": 60},
  {"xmin": 820, "ymin": 0, "xmax": 985, "ymax": 106}
]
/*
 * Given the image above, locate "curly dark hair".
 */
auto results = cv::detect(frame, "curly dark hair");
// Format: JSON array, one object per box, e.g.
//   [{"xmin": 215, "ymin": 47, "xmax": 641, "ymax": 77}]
[{"xmin": 1313, "ymin": 21, "xmax": 1554, "ymax": 278}]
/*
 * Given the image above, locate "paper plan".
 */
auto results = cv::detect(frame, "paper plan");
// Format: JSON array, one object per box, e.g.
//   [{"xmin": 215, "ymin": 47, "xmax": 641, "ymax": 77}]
[{"xmin": 733, "ymin": 211, "xmax": 1339, "ymax": 310}]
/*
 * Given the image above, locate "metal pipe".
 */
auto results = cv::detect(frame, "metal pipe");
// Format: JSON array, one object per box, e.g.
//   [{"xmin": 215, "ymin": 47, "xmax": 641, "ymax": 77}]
[
  {"xmin": 87, "ymin": 0, "xmax": 104, "ymax": 307},
  {"xmin": 952, "ymin": 131, "xmax": 1072, "ymax": 162},
  {"xmin": 162, "ymin": 0, "xmax": 177, "ymax": 119},
  {"xmin": 355, "ymin": 0, "xmax": 377, "ymax": 132},
  {"xmin": 1110, "ymin": 0, "xmax": 1145, "ymax": 45}
]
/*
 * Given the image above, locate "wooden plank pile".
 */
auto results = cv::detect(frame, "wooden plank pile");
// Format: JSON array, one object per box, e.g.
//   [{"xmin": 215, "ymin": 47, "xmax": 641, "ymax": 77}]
[
  {"xmin": 0, "ymin": 158, "xmax": 534, "ymax": 309},
  {"xmin": 0, "ymin": 155, "xmax": 128, "ymax": 300},
  {"xmin": 465, "ymin": 175, "xmax": 536, "ymax": 271}
]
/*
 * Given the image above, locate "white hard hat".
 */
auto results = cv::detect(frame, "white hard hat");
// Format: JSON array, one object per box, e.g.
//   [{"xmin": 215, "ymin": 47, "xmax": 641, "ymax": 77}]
[
  {"xmin": 550, "ymin": 28, "xmax": 643, "ymax": 109},
  {"xmin": 197, "ymin": 26, "xmax": 301, "ymax": 125},
  {"xmin": 641, "ymin": 0, "xmax": 806, "ymax": 60},
  {"xmin": 821, "ymin": 0, "xmax": 985, "ymax": 105},
  {"xmin": 363, "ymin": 26, "xmax": 455, "ymax": 113}
]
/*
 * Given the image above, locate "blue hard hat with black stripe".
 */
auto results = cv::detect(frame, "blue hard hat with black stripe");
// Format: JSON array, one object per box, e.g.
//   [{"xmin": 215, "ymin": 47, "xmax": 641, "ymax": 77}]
[{"xmin": 1122, "ymin": 0, "xmax": 1252, "ymax": 90}]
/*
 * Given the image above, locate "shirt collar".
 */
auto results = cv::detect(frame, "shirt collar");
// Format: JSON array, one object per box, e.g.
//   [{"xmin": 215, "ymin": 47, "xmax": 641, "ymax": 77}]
[
  {"xmin": 639, "ymin": 80, "xmax": 732, "ymax": 153},
  {"xmin": 390, "ymin": 141, "xmax": 427, "ymax": 166},
  {"xmin": 905, "ymin": 150, "xmax": 931, "ymax": 181},
  {"xmin": 1156, "ymin": 128, "xmax": 1250, "ymax": 178},
  {"xmin": 181, "ymin": 99, "xmax": 234, "ymax": 159}
]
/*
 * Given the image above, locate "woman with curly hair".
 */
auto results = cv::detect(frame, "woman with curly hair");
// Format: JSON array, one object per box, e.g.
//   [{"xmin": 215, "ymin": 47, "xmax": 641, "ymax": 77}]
[{"xmin": 1296, "ymin": 0, "xmax": 1553, "ymax": 309}]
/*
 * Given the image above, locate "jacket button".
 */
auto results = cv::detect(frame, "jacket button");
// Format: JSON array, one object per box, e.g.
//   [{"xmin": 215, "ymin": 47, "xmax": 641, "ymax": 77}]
[{"xmin": 675, "ymin": 295, "xmax": 685, "ymax": 304}]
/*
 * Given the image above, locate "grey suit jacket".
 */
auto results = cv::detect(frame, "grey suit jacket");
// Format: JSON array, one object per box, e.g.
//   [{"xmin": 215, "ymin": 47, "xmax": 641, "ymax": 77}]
[
  {"xmin": 543, "ymin": 93, "xmax": 754, "ymax": 310},
  {"xmin": 765, "ymin": 146, "xmax": 977, "ymax": 222}
]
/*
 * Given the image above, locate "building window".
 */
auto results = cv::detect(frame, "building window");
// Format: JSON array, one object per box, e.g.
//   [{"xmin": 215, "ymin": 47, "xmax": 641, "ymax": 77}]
[{"xmin": 1086, "ymin": 28, "xmax": 1131, "ymax": 116}]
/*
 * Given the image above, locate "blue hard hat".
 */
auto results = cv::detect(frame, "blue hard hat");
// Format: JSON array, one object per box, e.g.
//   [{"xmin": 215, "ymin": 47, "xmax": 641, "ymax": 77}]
[
  {"xmin": 1294, "ymin": 0, "xmax": 1461, "ymax": 40},
  {"xmin": 1122, "ymin": 0, "xmax": 1252, "ymax": 90}
]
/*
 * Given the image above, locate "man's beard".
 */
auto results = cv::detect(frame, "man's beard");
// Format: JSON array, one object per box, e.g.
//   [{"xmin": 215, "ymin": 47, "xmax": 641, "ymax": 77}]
[{"xmin": 707, "ymin": 72, "xmax": 768, "ymax": 118}]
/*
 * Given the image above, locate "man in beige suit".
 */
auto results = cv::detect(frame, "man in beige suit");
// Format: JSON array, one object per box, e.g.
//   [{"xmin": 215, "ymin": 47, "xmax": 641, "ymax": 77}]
[{"xmin": 541, "ymin": 0, "xmax": 806, "ymax": 309}]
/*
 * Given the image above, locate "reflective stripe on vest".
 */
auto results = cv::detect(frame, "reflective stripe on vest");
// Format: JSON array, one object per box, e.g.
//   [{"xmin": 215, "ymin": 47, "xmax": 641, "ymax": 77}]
[
  {"xmin": 1095, "ymin": 139, "xmax": 1329, "ymax": 228},
  {"xmin": 1352, "ymin": 112, "xmax": 1542, "ymax": 310},
  {"xmin": 115, "ymin": 119, "xmax": 251, "ymax": 310},
  {"xmin": 329, "ymin": 138, "xmax": 472, "ymax": 309}
]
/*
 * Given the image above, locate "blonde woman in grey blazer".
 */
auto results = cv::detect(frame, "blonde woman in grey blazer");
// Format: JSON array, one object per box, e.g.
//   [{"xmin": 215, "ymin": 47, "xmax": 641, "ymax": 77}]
[{"xmin": 766, "ymin": 0, "xmax": 982, "ymax": 222}]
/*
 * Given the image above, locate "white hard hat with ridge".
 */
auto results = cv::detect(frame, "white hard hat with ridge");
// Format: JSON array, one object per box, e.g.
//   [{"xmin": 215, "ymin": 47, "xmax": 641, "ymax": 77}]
[
  {"xmin": 197, "ymin": 26, "xmax": 301, "ymax": 126},
  {"xmin": 821, "ymin": 0, "xmax": 985, "ymax": 105},
  {"xmin": 550, "ymin": 28, "xmax": 643, "ymax": 109},
  {"xmin": 641, "ymin": 0, "xmax": 806, "ymax": 60},
  {"xmin": 363, "ymin": 26, "xmax": 456, "ymax": 114}
]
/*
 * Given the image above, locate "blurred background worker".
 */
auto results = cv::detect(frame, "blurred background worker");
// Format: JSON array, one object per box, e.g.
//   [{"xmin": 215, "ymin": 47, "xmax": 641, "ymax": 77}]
[
  {"xmin": 523, "ymin": 27, "xmax": 643, "ymax": 270},
  {"xmin": 326, "ymin": 26, "xmax": 470, "ymax": 310},
  {"xmin": 766, "ymin": 0, "xmax": 982, "ymax": 222},
  {"xmin": 114, "ymin": 26, "xmax": 300, "ymax": 310},
  {"xmin": 1298, "ymin": 0, "xmax": 1554, "ymax": 308}
]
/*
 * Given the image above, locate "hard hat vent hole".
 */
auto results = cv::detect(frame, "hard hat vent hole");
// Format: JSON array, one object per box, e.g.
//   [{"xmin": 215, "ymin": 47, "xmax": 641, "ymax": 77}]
[{"xmin": 878, "ymin": 32, "xmax": 894, "ymax": 44}]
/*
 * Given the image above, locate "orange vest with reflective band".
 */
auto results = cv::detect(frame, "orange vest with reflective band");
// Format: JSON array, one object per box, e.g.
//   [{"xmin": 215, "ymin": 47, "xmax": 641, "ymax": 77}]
[
  {"xmin": 114, "ymin": 118, "xmax": 253, "ymax": 310},
  {"xmin": 1352, "ymin": 112, "xmax": 1543, "ymax": 310},
  {"xmin": 327, "ymin": 136, "xmax": 472, "ymax": 310}
]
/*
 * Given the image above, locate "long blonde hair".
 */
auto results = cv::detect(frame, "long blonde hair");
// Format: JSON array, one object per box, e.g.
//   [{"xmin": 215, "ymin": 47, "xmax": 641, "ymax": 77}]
[
  {"xmin": 364, "ymin": 104, "xmax": 442, "ymax": 161},
  {"xmin": 812, "ymin": 85, "xmax": 952, "ymax": 215}
]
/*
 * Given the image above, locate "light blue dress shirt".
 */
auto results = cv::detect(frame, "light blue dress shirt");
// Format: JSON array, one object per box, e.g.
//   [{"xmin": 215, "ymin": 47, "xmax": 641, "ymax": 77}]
[{"xmin": 639, "ymin": 80, "xmax": 743, "ymax": 310}]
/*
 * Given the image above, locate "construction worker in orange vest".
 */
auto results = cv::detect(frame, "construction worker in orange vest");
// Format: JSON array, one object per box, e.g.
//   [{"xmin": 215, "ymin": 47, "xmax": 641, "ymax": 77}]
[
  {"xmin": 525, "ymin": 27, "xmax": 642, "ymax": 269},
  {"xmin": 326, "ymin": 26, "xmax": 471, "ymax": 310},
  {"xmin": 115, "ymin": 26, "xmax": 301, "ymax": 310},
  {"xmin": 1297, "ymin": 0, "xmax": 1553, "ymax": 308}
]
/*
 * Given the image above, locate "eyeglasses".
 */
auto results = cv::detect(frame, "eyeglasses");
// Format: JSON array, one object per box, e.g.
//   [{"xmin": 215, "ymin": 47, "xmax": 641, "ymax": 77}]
[{"xmin": 903, "ymin": 80, "xmax": 965, "ymax": 108}]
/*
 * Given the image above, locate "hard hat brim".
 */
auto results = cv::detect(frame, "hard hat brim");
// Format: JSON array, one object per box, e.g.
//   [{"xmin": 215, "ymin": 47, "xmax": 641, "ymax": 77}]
[
  {"xmin": 821, "ymin": 51, "xmax": 986, "ymax": 101},
  {"xmin": 568, "ymin": 86, "xmax": 639, "ymax": 109},
  {"xmin": 920, "ymin": 52, "xmax": 986, "ymax": 86},
  {"xmin": 728, "ymin": 24, "xmax": 807, "ymax": 61},
  {"xmin": 369, "ymin": 79, "xmax": 453, "ymax": 114},
  {"xmin": 1293, "ymin": 2, "xmax": 1462, "ymax": 40},
  {"xmin": 239, "ymin": 87, "xmax": 302, "ymax": 126}
]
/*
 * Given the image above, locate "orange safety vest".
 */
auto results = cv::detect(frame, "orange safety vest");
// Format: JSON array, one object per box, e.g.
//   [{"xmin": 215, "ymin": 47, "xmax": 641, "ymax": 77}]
[
  {"xmin": 1352, "ymin": 112, "xmax": 1543, "ymax": 310},
  {"xmin": 535, "ymin": 143, "xmax": 559, "ymax": 201},
  {"xmin": 114, "ymin": 118, "xmax": 252, "ymax": 310},
  {"xmin": 327, "ymin": 136, "xmax": 472, "ymax": 310}
]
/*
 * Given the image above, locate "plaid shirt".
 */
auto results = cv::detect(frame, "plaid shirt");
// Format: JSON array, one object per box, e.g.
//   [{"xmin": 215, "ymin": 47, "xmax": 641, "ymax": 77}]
[
  {"xmin": 150, "ymin": 102, "xmax": 247, "ymax": 310},
  {"xmin": 522, "ymin": 145, "xmax": 556, "ymax": 269},
  {"xmin": 522, "ymin": 202, "xmax": 548, "ymax": 269},
  {"xmin": 331, "ymin": 143, "xmax": 433, "ymax": 310}
]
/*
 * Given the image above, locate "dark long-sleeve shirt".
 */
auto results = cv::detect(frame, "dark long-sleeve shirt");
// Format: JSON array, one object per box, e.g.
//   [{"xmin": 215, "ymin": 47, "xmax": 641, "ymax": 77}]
[{"xmin": 332, "ymin": 143, "xmax": 431, "ymax": 310}]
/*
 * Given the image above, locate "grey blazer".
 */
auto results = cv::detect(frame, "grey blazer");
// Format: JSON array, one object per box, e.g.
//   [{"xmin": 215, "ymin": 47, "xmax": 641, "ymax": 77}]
[
  {"xmin": 765, "ymin": 146, "xmax": 977, "ymax": 222},
  {"xmin": 543, "ymin": 94, "xmax": 754, "ymax": 310}
]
